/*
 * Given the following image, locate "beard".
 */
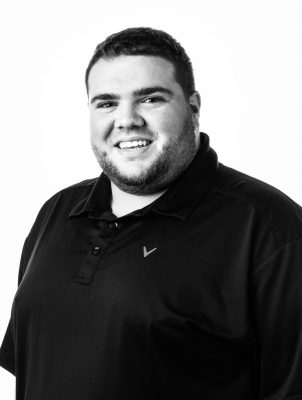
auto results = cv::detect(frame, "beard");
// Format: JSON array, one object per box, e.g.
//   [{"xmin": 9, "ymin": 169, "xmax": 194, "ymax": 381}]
[{"xmin": 91, "ymin": 112, "xmax": 199, "ymax": 195}]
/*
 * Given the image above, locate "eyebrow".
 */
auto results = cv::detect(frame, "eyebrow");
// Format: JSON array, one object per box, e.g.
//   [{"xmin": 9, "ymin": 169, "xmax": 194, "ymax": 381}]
[{"xmin": 90, "ymin": 86, "xmax": 173, "ymax": 104}]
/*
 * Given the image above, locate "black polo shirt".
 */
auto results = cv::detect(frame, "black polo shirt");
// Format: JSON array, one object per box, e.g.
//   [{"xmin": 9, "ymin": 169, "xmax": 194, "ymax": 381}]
[{"xmin": 1, "ymin": 133, "xmax": 302, "ymax": 399}]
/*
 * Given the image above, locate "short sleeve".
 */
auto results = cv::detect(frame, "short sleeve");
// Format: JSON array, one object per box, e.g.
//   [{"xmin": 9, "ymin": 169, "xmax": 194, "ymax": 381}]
[
  {"xmin": 251, "ymin": 238, "xmax": 302, "ymax": 399},
  {"xmin": 0, "ymin": 237, "xmax": 29, "ymax": 376}
]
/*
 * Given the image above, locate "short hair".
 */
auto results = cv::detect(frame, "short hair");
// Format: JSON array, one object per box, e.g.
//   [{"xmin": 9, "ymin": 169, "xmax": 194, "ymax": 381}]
[{"xmin": 85, "ymin": 27, "xmax": 195, "ymax": 99}]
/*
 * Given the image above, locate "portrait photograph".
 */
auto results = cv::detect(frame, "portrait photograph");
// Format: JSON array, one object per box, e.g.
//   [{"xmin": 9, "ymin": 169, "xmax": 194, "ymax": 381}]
[{"xmin": 0, "ymin": 0, "xmax": 302, "ymax": 398}]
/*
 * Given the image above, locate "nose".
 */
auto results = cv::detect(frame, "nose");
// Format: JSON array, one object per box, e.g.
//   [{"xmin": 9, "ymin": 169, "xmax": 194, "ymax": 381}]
[{"xmin": 114, "ymin": 103, "xmax": 145, "ymax": 129}]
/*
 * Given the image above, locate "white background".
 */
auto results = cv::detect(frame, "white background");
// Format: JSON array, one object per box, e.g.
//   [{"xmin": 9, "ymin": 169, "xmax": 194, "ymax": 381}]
[{"xmin": 1, "ymin": 0, "xmax": 302, "ymax": 396}]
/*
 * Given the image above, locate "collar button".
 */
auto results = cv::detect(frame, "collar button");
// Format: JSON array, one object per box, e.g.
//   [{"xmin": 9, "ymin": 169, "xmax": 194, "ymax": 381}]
[
  {"xmin": 92, "ymin": 246, "xmax": 101, "ymax": 255},
  {"xmin": 109, "ymin": 221, "xmax": 119, "ymax": 229}
]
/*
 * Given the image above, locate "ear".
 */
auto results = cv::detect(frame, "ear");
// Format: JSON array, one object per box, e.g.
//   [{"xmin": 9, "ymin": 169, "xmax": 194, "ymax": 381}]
[{"xmin": 189, "ymin": 91, "xmax": 201, "ymax": 116}]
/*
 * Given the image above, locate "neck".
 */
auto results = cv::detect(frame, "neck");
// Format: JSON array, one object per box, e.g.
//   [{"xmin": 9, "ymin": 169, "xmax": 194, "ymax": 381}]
[{"xmin": 110, "ymin": 182, "xmax": 166, "ymax": 217}]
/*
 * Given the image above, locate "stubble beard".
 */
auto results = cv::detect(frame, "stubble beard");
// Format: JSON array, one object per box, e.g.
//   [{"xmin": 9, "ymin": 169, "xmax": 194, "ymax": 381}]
[{"xmin": 91, "ymin": 113, "xmax": 199, "ymax": 195}]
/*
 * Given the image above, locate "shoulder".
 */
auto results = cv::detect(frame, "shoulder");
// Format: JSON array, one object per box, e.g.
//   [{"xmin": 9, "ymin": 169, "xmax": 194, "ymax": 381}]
[
  {"xmin": 25, "ymin": 177, "xmax": 98, "ymax": 240},
  {"xmin": 210, "ymin": 163, "xmax": 302, "ymax": 246},
  {"xmin": 57, "ymin": 177, "xmax": 98, "ymax": 197},
  {"xmin": 36, "ymin": 177, "xmax": 97, "ymax": 215},
  {"xmin": 46, "ymin": 177, "xmax": 97, "ymax": 204}
]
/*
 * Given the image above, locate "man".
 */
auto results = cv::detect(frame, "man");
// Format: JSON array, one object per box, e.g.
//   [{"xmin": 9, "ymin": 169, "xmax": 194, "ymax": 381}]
[{"xmin": 0, "ymin": 27, "xmax": 302, "ymax": 400}]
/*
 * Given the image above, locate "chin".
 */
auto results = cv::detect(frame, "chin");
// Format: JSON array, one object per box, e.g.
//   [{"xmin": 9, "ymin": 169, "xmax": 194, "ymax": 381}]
[
  {"xmin": 115, "ymin": 168, "xmax": 152, "ymax": 185},
  {"xmin": 114, "ymin": 158, "xmax": 154, "ymax": 175},
  {"xmin": 106, "ymin": 160, "xmax": 165, "ymax": 191}
]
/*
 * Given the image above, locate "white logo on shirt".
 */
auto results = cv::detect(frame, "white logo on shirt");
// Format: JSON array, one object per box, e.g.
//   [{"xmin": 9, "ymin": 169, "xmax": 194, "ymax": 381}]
[{"xmin": 143, "ymin": 246, "xmax": 157, "ymax": 258}]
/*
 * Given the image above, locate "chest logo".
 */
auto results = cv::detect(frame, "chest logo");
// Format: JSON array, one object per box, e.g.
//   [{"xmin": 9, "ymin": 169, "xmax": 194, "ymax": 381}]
[{"xmin": 143, "ymin": 246, "xmax": 157, "ymax": 258}]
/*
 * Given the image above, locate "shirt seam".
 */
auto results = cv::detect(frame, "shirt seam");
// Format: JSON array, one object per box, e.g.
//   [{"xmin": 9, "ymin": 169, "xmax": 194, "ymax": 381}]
[
  {"xmin": 210, "ymin": 186, "xmax": 283, "ymax": 247},
  {"xmin": 253, "ymin": 236, "xmax": 302, "ymax": 273}
]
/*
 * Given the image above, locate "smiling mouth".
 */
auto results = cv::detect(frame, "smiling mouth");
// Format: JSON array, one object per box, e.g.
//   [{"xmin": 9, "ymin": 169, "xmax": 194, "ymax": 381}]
[{"xmin": 117, "ymin": 140, "xmax": 152, "ymax": 149}]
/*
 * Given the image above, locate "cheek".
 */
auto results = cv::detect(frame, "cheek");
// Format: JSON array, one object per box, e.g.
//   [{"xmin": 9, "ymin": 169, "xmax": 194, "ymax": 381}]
[
  {"xmin": 156, "ymin": 117, "xmax": 184, "ymax": 141},
  {"xmin": 156, "ymin": 107, "xmax": 188, "ymax": 132},
  {"xmin": 89, "ymin": 116, "xmax": 110, "ymax": 142},
  {"xmin": 89, "ymin": 114, "xmax": 98, "ymax": 135}
]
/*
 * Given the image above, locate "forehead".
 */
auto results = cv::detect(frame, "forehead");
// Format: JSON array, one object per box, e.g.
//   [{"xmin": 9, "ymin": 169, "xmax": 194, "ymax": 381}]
[{"xmin": 88, "ymin": 55, "xmax": 180, "ymax": 96}]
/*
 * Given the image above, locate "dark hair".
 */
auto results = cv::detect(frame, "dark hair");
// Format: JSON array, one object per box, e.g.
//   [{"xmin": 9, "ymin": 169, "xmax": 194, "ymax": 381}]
[{"xmin": 85, "ymin": 27, "xmax": 195, "ymax": 99}]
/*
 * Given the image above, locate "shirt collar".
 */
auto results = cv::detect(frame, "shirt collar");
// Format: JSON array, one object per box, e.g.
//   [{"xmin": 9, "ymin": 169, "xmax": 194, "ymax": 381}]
[{"xmin": 69, "ymin": 132, "xmax": 219, "ymax": 221}]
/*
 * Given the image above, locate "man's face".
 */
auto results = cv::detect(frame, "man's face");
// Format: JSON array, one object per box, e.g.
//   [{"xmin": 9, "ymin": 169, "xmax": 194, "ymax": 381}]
[{"xmin": 88, "ymin": 55, "xmax": 200, "ymax": 194}]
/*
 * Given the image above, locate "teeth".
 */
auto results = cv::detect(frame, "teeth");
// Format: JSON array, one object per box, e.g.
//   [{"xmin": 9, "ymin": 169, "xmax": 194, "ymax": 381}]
[{"xmin": 118, "ymin": 140, "xmax": 150, "ymax": 149}]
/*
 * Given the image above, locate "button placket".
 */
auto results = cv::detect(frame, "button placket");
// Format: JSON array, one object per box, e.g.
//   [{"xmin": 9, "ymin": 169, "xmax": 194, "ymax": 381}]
[
  {"xmin": 75, "ymin": 220, "xmax": 120, "ymax": 286},
  {"xmin": 75, "ymin": 245, "xmax": 104, "ymax": 285}
]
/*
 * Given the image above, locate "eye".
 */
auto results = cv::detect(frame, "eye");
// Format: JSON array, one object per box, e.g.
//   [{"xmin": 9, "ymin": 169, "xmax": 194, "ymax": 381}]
[
  {"xmin": 96, "ymin": 101, "xmax": 116, "ymax": 109},
  {"xmin": 141, "ymin": 97, "xmax": 164, "ymax": 104}
]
